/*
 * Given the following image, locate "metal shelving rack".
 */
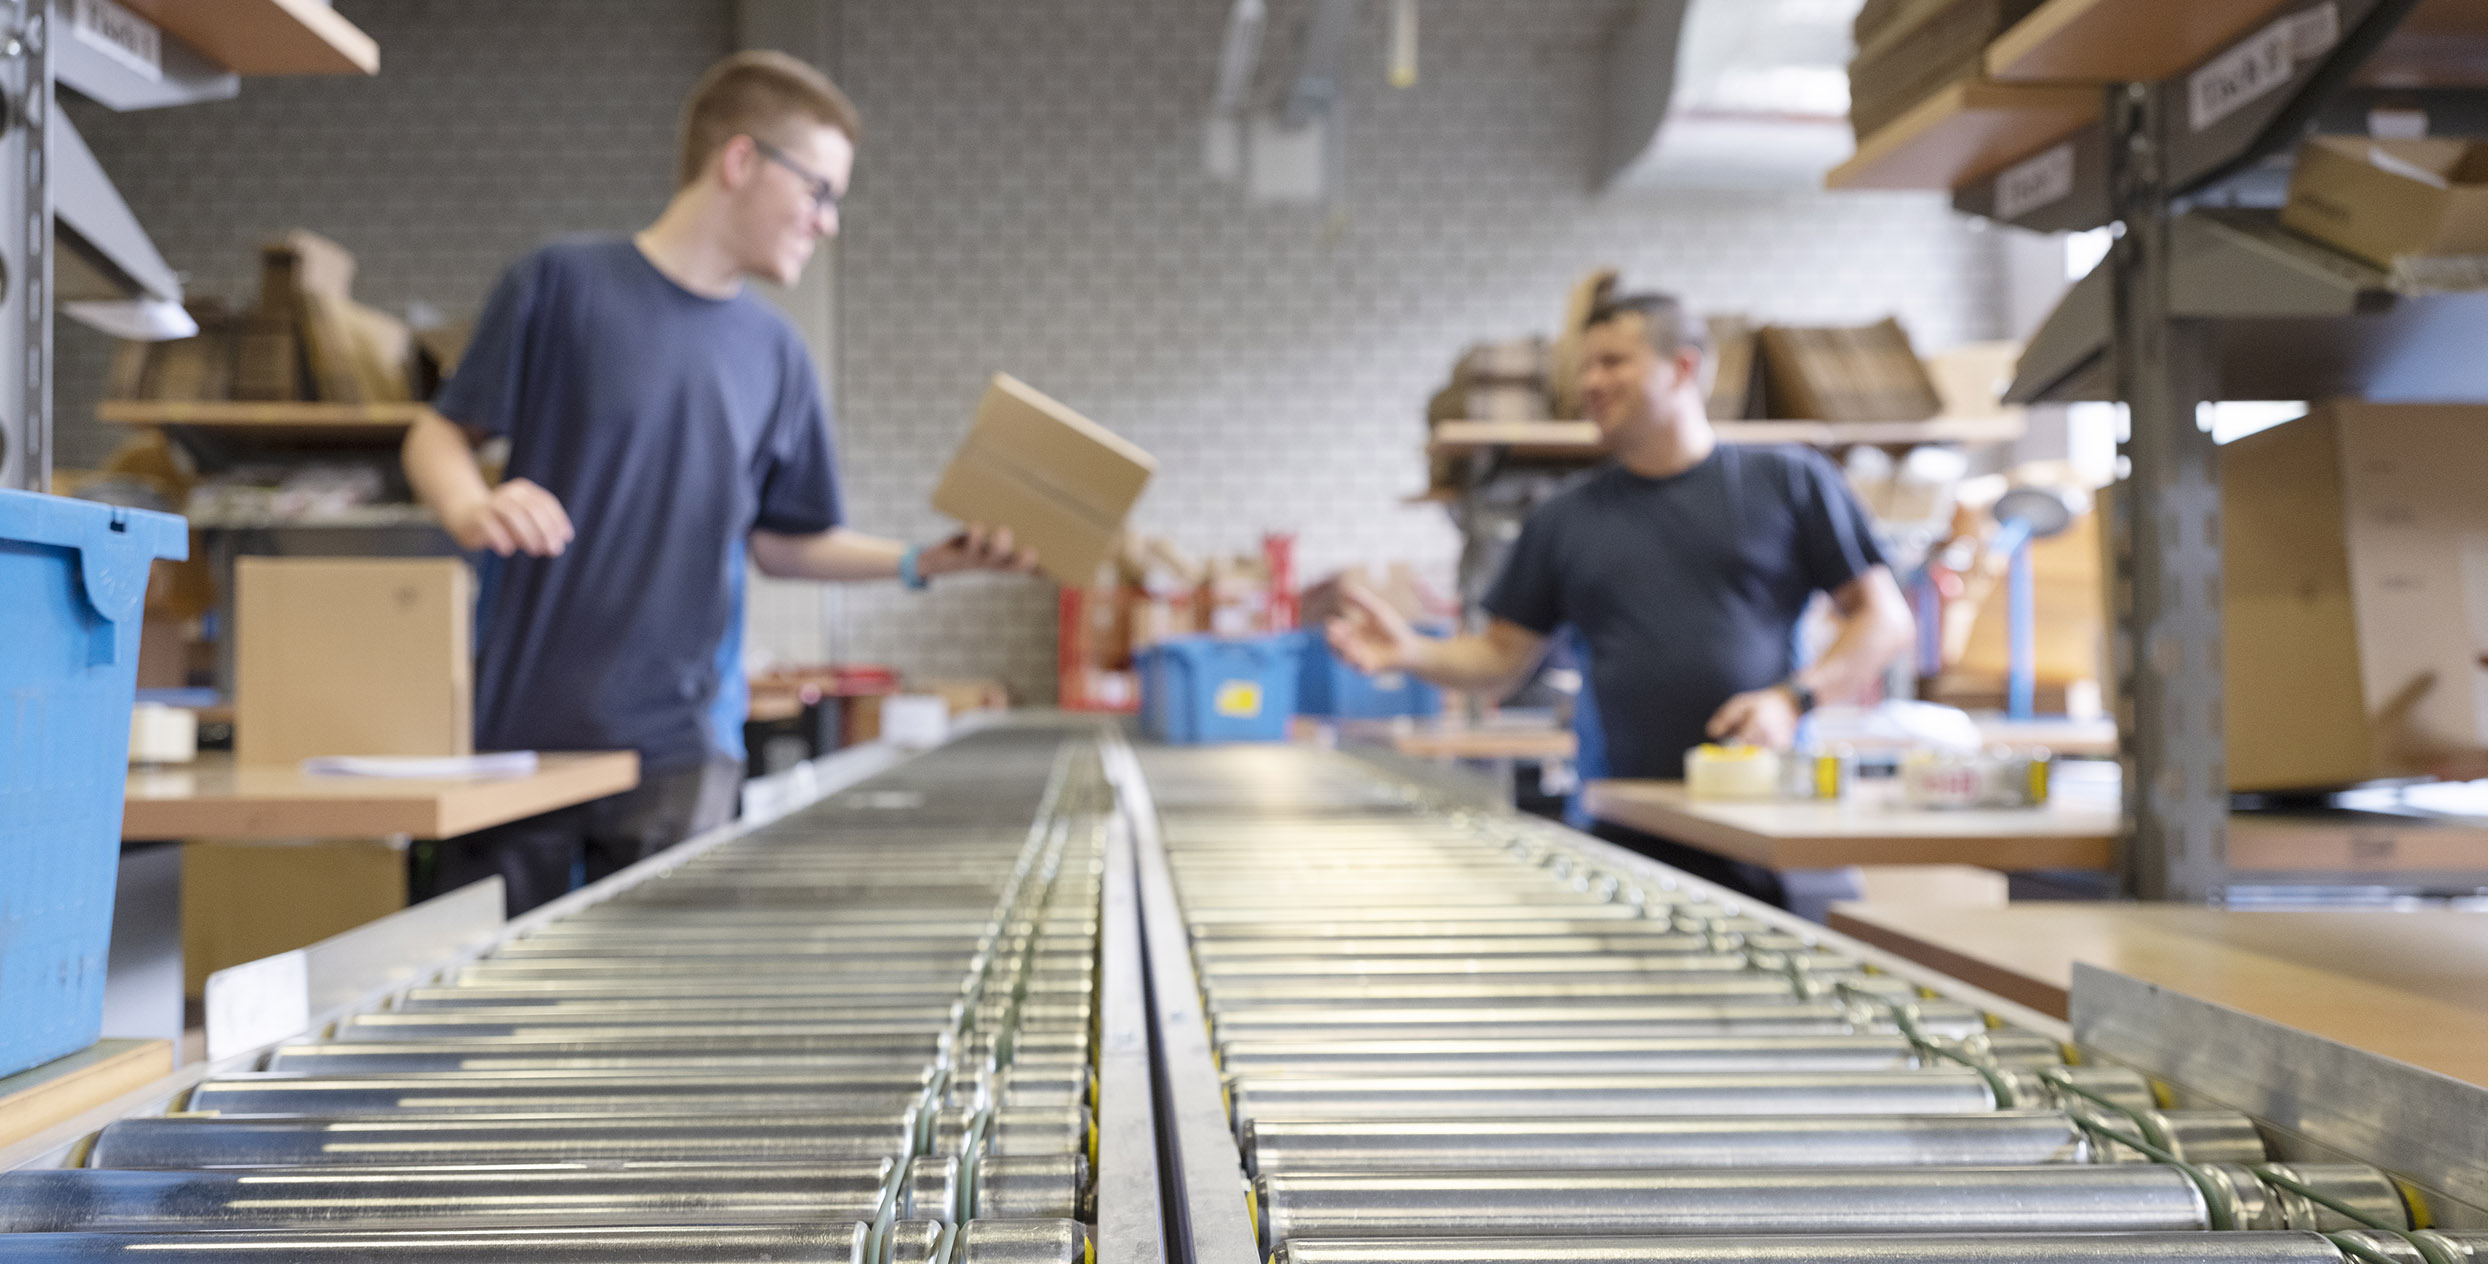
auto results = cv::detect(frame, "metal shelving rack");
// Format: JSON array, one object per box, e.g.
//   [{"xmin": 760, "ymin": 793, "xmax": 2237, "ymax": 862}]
[
  {"xmin": 1962, "ymin": 0, "xmax": 2485, "ymax": 900},
  {"xmin": 0, "ymin": 0, "xmax": 378, "ymax": 492}
]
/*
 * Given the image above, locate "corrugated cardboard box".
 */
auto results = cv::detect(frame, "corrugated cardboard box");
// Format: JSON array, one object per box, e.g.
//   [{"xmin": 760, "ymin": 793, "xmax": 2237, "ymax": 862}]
[
  {"xmin": 2280, "ymin": 137, "xmax": 2488, "ymax": 267},
  {"xmin": 1759, "ymin": 319, "xmax": 1944, "ymax": 422},
  {"xmin": 930, "ymin": 374, "xmax": 1156, "ymax": 588},
  {"xmin": 2225, "ymin": 401, "xmax": 2488, "ymax": 790},
  {"xmin": 182, "ymin": 839, "xmax": 405, "ymax": 995},
  {"xmin": 235, "ymin": 558, "xmax": 473, "ymax": 766}
]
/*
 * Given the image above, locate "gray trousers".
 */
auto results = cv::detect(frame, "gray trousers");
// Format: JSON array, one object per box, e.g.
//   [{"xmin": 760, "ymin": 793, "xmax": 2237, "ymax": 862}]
[{"xmin": 430, "ymin": 752, "xmax": 743, "ymax": 916}]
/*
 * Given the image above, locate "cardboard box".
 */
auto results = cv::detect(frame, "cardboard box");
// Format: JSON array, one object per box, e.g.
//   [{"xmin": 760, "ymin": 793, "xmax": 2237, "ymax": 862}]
[
  {"xmin": 930, "ymin": 374, "xmax": 1156, "ymax": 588},
  {"xmin": 235, "ymin": 558, "xmax": 473, "ymax": 766},
  {"xmin": 182, "ymin": 839, "xmax": 404, "ymax": 995},
  {"xmin": 2281, "ymin": 137, "xmax": 2488, "ymax": 268},
  {"xmin": 1759, "ymin": 319, "xmax": 1944, "ymax": 422},
  {"xmin": 1705, "ymin": 315, "xmax": 1759, "ymax": 421},
  {"xmin": 1846, "ymin": 0, "xmax": 2044, "ymax": 139},
  {"xmin": 2224, "ymin": 401, "xmax": 2488, "ymax": 790}
]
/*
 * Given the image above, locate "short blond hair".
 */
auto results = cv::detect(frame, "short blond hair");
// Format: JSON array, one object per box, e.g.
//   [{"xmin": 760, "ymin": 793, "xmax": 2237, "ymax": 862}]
[{"xmin": 678, "ymin": 50, "xmax": 862, "ymax": 188}]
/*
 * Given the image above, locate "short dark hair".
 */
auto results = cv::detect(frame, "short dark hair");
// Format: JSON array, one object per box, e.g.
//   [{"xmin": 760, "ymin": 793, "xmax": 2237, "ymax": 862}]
[
  {"xmin": 1586, "ymin": 292, "xmax": 1707, "ymax": 357},
  {"xmin": 679, "ymin": 51, "xmax": 863, "ymax": 188}
]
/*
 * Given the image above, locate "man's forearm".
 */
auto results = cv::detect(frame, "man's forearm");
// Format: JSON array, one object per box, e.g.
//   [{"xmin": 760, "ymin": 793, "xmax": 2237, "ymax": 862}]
[
  {"xmin": 403, "ymin": 409, "xmax": 491, "ymax": 524},
  {"xmin": 747, "ymin": 527, "xmax": 905, "ymax": 582},
  {"xmin": 1795, "ymin": 584, "xmax": 1915, "ymax": 703},
  {"xmin": 1406, "ymin": 634, "xmax": 1534, "ymax": 694}
]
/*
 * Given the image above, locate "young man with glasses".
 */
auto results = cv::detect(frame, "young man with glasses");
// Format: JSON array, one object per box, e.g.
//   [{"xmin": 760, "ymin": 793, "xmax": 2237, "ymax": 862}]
[{"xmin": 403, "ymin": 51, "xmax": 1032, "ymax": 913}]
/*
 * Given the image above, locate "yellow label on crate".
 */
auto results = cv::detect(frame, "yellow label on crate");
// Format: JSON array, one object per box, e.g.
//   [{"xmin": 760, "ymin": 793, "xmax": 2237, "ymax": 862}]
[{"xmin": 1213, "ymin": 681, "xmax": 1263, "ymax": 718}]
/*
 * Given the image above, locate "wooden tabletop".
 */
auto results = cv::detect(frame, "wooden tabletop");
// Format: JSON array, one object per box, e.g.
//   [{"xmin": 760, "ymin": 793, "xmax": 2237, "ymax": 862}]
[
  {"xmin": 1825, "ymin": 903, "xmax": 2488, "ymax": 1088},
  {"xmin": 124, "ymin": 752, "xmax": 640, "ymax": 840},
  {"xmin": 1582, "ymin": 779, "xmax": 2120, "ymax": 871},
  {"xmin": 1391, "ymin": 725, "xmax": 1578, "ymax": 762}
]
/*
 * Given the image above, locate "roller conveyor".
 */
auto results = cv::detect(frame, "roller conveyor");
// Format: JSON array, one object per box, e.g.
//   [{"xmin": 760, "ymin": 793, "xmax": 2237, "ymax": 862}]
[
  {"xmin": 1133, "ymin": 744, "xmax": 2482, "ymax": 1264},
  {"xmin": 0, "ymin": 728, "xmax": 1109, "ymax": 1263},
  {"xmin": 7, "ymin": 730, "xmax": 2482, "ymax": 1264}
]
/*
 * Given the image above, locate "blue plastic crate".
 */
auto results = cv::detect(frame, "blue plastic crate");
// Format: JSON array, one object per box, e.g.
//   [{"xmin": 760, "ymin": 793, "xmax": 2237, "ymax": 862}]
[
  {"xmin": 0, "ymin": 489, "xmax": 187, "ymax": 1077},
  {"xmin": 1137, "ymin": 634, "xmax": 1302, "ymax": 744},
  {"xmin": 1296, "ymin": 628, "xmax": 1444, "ymax": 720}
]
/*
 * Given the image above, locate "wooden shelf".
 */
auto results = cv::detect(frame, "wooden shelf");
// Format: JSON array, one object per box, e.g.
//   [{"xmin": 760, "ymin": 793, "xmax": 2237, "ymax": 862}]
[
  {"xmin": 1985, "ymin": 0, "xmax": 2299, "ymax": 84},
  {"xmin": 99, "ymin": 401, "xmax": 428, "ymax": 429},
  {"xmin": 1428, "ymin": 415, "xmax": 2027, "ymax": 460},
  {"xmin": 1828, "ymin": 80, "xmax": 2101, "ymax": 192},
  {"xmin": 120, "ymin": 0, "xmax": 379, "ymax": 76}
]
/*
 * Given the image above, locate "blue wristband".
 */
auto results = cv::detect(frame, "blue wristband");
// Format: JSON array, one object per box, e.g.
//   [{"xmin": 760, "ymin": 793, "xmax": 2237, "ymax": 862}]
[{"xmin": 898, "ymin": 545, "xmax": 930, "ymax": 590}]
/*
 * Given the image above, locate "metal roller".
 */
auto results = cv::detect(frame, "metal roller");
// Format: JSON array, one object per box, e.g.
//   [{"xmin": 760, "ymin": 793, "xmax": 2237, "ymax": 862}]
[
  {"xmin": 1205, "ymin": 977, "xmax": 1830, "ymax": 1007},
  {"xmin": 1265, "ymin": 1233, "xmax": 2357, "ymax": 1264},
  {"xmin": 1215, "ymin": 1034, "xmax": 1929, "ymax": 1075},
  {"xmin": 1240, "ymin": 1110, "xmax": 2266, "ymax": 1174},
  {"xmin": 0, "ymin": 1163, "xmax": 898, "ymax": 1232},
  {"xmin": 1226, "ymin": 1070, "xmax": 2009, "ymax": 1124},
  {"xmin": 264, "ymin": 1042, "xmax": 951, "ymax": 1075},
  {"xmin": 0, "ymin": 1224, "xmax": 875, "ymax": 1263},
  {"xmin": 1193, "ymin": 933, "xmax": 1718, "ymax": 960},
  {"xmin": 1250, "ymin": 1165, "xmax": 2277, "ymax": 1249},
  {"xmin": 972, "ymin": 1154, "xmax": 1094, "ymax": 1220},
  {"xmin": 1209, "ymin": 1001, "xmax": 1989, "ymax": 1042},
  {"xmin": 956, "ymin": 1218, "xmax": 1093, "ymax": 1264},
  {"xmin": 886, "ymin": 1220, "xmax": 957, "ymax": 1264},
  {"xmin": 83, "ymin": 1113, "xmax": 923, "ymax": 1171},
  {"xmin": 183, "ymin": 1072, "xmax": 936, "ymax": 1117}
]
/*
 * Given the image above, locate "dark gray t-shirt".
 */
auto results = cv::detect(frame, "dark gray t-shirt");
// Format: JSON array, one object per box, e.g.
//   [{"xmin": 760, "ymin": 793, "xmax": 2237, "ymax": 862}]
[
  {"xmin": 433, "ymin": 240, "xmax": 842, "ymax": 774},
  {"xmin": 1483, "ymin": 446, "xmax": 1883, "ymax": 780}
]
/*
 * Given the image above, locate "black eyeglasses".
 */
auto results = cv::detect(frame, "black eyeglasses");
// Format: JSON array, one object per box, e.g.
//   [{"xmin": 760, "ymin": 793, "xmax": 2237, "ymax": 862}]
[{"xmin": 751, "ymin": 137, "xmax": 843, "ymax": 215}]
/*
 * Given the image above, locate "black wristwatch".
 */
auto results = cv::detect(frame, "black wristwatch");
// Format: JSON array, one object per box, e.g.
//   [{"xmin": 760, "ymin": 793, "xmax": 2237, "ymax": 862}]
[{"xmin": 1780, "ymin": 680, "xmax": 1817, "ymax": 715}]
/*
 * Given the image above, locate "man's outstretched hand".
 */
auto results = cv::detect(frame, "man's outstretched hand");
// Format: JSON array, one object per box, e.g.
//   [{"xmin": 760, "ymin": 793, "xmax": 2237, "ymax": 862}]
[
  {"xmin": 919, "ymin": 524, "xmax": 1040, "ymax": 577},
  {"xmin": 1323, "ymin": 578, "xmax": 1427, "ymax": 676}
]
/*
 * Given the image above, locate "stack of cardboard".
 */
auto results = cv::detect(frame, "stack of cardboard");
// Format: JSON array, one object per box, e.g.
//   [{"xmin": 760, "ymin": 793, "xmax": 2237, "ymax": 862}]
[
  {"xmin": 107, "ymin": 230, "xmax": 428, "ymax": 407},
  {"xmin": 1758, "ymin": 318, "xmax": 1946, "ymax": 422},
  {"xmin": 2280, "ymin": 137, "xmax": 2488, "ymax": 280},
  {"xmin": 1848, "ymin": 0, "xmax": 2045, "ymax": 139},
  {"xmin": 1425, "ymin": 338, "xmax": 1555, "ymax": 425}
]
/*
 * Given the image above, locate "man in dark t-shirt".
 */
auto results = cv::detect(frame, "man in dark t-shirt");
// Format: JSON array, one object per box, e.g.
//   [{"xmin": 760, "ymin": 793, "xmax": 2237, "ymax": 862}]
[
  {"xmin": 403, "ymin": 53, "xmax": 1031, "ymax": 913},
  {"xmin": 1327, "ymin": 292, "xmax": 1914, "ymax": 901}
]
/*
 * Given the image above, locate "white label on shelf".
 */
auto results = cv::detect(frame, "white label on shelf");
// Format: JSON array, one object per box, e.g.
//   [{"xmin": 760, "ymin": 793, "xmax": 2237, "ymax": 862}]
[
  {"xmin": 203, "ymin": 949, "xmax": 311, "ymax": 1062},
  {"xmin": 1996, "ymin": 142, "xmax": 2077, "ymax": 221},
  {"xmin": 71, "ymin": 0, "xmax": 161, "ymax": 82},
  {"xmin": 2288, "ymin": 2, "xmax": 2342, "ymax": 61},
  {"xmin": 2188, "ymin": 16, "xmax": 2295, "ymax": 133}
]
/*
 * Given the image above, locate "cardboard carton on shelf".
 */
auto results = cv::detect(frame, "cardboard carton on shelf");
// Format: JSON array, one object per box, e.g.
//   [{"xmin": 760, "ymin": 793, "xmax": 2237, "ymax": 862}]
[
  {"xmin": 2280, "ymin": 137, "xmax": 2488, "ymax": 269},
  {"xmin": 930, "ymin": 373, "xmax": 1156, "ymax": 588},
  {"xmin": 1846, "ymin": 0, "xmax": 2046, "ymax": 139},
  {"xmin": 2223, "ymin": 401, "xmax": 2488, "ymax": 790},
  {"xmin": 183, "ymin": 838, "xmax": 404, "ymax": 995},
  {"xmin": 234, "ymin": 558, "xmax": 473, "ymax": 767},
  {"xmin": 1758, "ymin": 318, "xmax": 1945, "ymax": 422}
]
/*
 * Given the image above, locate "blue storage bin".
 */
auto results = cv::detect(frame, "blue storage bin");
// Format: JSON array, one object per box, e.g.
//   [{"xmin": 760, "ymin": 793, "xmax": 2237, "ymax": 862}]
[
  {"xmin": 1137, "ymin": 634, "xmax": 1302, "ymax": 744},
  {"xmin": 1296, "ymin": 628, "xmax": 1444, "ymax": 720},
  {"xmin": 0, "ymin": 489, "xmax": 187, "ymax": 1077}
]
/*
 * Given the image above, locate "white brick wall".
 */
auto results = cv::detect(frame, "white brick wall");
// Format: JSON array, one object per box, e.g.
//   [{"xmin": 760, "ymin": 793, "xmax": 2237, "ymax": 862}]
[{"xmin": 59, "ymin": 0, "xmax": 2005, "ymax": 703}]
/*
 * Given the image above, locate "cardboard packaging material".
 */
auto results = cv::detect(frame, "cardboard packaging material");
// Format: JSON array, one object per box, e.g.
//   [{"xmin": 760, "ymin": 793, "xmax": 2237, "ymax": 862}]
[
  {"xmin": 182, "ymin": 839, "xmax": 404, "ymax": 995},
  {"xmin": 235, "ymin": 558, "xmax": 474, "ymax": 766},
  {"xmin": 2223, "ymin": 401, "xmax": 2488, "ymax": 790},
  {"xmin": 930, "ymin": 374, "xmax": 1156, "ymax": 588},
  {"xmin": 1705, "ymin": 315, "xmax": 1759, "ymax": 421},
  {"xmin": 1847, "ymin": 0, "xmax": 2044, "ymax": 139},
  {"xmin": 2281, "ymin": 137, "xmax": 2488, "ymax": 269},
  {"xmin": 1759, "ymin": 318, "xmax": 1945, "ymax": 422}
]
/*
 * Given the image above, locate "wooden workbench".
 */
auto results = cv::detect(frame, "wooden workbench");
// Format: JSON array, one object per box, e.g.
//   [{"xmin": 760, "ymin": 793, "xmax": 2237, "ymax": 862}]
[
  {"xmin": 124, "ymin": 751, "xmax": 641, "ymax": 840},
  {"xmin": 1587, "ymin": 779, "xmax": 2488, "ymax": 878},
  {"xmin": 1825, "ymin": 903, "xmax": 2488, "ymax": 1088},
  {"xmin": 1582, "ymin": 779, "xmax": 2120, "ymax": 871}
]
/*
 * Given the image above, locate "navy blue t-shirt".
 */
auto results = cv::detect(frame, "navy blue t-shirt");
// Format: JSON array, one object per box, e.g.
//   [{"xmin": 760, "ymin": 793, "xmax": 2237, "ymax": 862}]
[
  {"xmin": 1483, "ymin": 446, "xmax": 1883, "ymax": 781},
  {"xmin": 433, "ymin": 240, "xmax": 842, "ymax": 774}
]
